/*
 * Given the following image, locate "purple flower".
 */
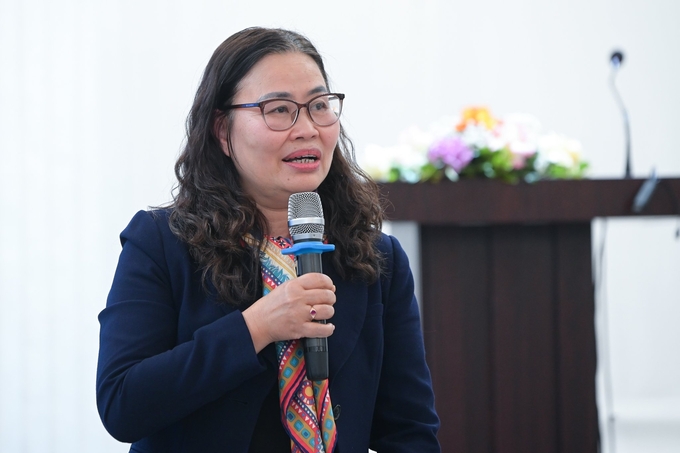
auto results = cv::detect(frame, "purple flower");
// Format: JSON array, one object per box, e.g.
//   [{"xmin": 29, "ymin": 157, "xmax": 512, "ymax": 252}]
[{"xmin": 427, "ymin": 136, "xmax": 474, "ymax": 173}]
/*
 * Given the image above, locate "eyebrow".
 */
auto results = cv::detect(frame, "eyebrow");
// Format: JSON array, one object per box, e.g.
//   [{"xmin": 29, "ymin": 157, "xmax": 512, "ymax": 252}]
[{"xmin": 258, "ymin": 86, "xmax": 328, "ymax": 102}]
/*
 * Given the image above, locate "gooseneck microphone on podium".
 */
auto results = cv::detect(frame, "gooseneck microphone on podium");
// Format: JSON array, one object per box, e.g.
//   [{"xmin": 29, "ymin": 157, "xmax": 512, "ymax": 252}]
[
  {"xmin": 282, "ymin": 192, "xmax": 335, "ymax": 381},
  {"xmin": 632, "ymin": 168, "xmax": 659, "ymax": 214},
  {"xmin": 609, "ymin": 50, "xmax": 632, "ymax": 178}
]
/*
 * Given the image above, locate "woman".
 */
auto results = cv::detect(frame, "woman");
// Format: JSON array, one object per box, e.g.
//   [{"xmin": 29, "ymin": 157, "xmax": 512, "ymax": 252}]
[{"xmin": 96, "ymin": 27, "xmax": 440, "ymax": 453}]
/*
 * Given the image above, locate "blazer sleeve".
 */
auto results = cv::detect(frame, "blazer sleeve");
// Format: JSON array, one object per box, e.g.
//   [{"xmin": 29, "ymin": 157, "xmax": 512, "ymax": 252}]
[
  {"xmin": 369, "ymin": 235, "xmax": 441, "ymax": 452},
  {"xmin": 96, "ymin": 210, "xmax": 266, "ymax": 443}
]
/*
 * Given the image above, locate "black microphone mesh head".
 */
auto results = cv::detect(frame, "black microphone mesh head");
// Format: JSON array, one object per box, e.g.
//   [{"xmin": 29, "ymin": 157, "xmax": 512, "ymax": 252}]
[
  {"xmin": 288, "ymin": 192, "xmax": 325, "ymax": 238},
  {"xmin": 610, "ymin": 50, "xmax": 624, "ymax": 67}
]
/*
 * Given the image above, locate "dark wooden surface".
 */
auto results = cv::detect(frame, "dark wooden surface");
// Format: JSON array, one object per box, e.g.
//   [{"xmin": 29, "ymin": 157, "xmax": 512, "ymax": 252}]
[
  {"xmin": 381, "ymin": 178, "xmax": 680, "ymax": 224},
  {"xmin": 380, "ymin": 178, "xmax": 680, "ymax": 453}
]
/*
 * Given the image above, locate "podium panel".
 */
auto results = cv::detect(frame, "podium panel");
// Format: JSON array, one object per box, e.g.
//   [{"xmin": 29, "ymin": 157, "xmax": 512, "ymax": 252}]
[{"xmin": 421, "ymin": 223, "xmax": 597, "ymax": 452}]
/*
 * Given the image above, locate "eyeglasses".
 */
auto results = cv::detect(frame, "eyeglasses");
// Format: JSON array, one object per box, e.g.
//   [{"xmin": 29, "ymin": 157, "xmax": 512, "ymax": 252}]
[{"xmin": 223, "ymin": 93, "xmax": 345, "ymax": 131}]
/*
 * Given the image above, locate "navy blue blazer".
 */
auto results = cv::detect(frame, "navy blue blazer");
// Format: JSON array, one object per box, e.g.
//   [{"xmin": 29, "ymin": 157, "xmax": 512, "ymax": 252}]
[{"xmin": 96, "ymin": 210, "xmax": 440, "ymax": 452}]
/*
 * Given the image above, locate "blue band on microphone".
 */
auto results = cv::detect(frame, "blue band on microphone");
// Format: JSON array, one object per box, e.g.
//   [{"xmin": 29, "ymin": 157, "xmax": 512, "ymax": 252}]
[{"xmin": 281, "ymin": 242, "xmax": 335, "ymax": 256}]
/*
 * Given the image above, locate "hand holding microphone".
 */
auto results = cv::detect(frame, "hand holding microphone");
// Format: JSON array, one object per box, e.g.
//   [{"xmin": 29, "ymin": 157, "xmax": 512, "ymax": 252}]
[{"xmin": 242, "ymin": 264, "xmax": 335, "ymax": 359}]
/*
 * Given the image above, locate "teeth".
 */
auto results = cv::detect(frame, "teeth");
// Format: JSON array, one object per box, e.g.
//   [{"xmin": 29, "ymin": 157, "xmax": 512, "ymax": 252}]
[{"xmin": 289, "ymin": 156, "xmax": 317, "ymax": 163}]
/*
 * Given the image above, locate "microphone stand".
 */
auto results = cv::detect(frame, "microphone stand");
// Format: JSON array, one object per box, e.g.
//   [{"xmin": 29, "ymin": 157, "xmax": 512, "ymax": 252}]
[{"xmin": 609, "ymin": 51, "xmax": 632, "ymax": 178}]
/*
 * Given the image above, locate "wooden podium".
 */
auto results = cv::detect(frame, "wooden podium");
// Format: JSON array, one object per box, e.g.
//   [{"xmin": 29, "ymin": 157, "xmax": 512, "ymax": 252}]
[{"xmin": 380, "ymin": 178, "xmax": 680, "ymax": 453}]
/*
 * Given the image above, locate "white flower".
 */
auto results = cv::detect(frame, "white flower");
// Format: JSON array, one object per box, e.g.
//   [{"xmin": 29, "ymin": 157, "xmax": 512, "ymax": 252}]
[
  {"xmin": 536, "ymin": 133, "xmax": 583, "ymax": 169},
  {"xmin": 392, "ymin": 142, "xmax": 428, "ymax": 169},
  {"xmin": 360, "ymin": 142, "xmax": 428, "ymax": 181},
  {"xmin": 360, "ymin": 144, "xmax": 395, "ymax": 180},
  {"xmin": 496, "ymin": 113, "xmax": 541, "ymax": 155},
  {"xmin": 460, "ymin": 124, "xmax": 494, "ymax": 150}
]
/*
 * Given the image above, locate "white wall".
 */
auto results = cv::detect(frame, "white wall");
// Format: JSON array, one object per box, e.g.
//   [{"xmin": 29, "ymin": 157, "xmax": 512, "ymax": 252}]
[{"xmin": 0, "ymin": 0, "xmax": 678, "ymax": 451}]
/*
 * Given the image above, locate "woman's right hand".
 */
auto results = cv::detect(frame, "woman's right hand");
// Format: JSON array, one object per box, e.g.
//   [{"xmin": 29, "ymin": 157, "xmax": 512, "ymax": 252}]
[{"xmin": 242, "ymin": 273, "xmax": 336, "ymax": 353}]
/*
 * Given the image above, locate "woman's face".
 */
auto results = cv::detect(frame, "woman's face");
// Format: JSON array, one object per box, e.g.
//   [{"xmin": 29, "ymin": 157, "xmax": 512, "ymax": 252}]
[{"xmin": 219, "ymin": 52, "xmax": 339, "ymax": 211}]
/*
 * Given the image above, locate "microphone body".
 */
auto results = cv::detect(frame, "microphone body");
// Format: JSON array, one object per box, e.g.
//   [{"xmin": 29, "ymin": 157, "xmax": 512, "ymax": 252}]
[
  {"xmin": 632, "ymin": 168, "xmax": 658, "ymax": 213},
  {"xmin": 282, "ymin": 192, "xmax": 335, "ymax": 381},
  {"xmin": 296, "ymin": 250, "xmax": 329, "ymax": 381}
]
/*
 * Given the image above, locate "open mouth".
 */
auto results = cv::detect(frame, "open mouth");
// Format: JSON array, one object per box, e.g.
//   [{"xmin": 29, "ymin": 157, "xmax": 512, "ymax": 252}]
[{"xmin": 284, "ymin": 155, "xmax": 319, "ymax": 164}]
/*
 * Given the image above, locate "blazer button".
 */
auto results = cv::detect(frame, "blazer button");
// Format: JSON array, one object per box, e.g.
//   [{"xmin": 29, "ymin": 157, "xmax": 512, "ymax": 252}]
[{"xmin": 333, "ymin": 404, "xmax": 341, "ymax": 420}]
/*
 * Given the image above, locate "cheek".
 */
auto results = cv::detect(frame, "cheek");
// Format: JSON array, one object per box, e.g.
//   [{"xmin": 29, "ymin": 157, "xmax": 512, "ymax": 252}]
[
  {"xmin": 324, "ymin": 130, "xmax": 339, "ymax": 165},
  {"xmin": 322, "ymin": 124, "xmax": 341, "ymax": 149},
  {"xmin": 231, "ymin": 117, "xmax": 278, "ymax": 155}
]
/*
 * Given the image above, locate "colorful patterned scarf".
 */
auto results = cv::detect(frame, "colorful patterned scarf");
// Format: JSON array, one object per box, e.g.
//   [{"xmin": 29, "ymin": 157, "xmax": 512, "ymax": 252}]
[{"xmin": 254, "ymin": 235, "xmax": 338, "ymax": 453}]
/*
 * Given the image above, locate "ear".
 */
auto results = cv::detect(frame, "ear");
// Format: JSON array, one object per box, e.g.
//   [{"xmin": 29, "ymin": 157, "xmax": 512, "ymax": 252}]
[{"xmin": 213, "ymin": 112, "xmax": 231, "ymax": 157}]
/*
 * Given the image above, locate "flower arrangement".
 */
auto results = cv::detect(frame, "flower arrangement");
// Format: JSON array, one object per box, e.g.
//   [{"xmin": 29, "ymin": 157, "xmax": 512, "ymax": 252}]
[{"xmin": 361, "ymin": 107, "xmax": 588, "ymax": 184}]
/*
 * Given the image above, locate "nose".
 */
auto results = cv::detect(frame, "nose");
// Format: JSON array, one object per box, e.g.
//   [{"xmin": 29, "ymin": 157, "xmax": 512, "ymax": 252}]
[{"xmin": 290, "ymin": 106, "xmax": 318, "ymax": 138}]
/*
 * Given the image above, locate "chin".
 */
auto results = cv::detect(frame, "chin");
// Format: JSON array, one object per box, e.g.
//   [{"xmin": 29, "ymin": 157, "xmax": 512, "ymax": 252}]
[
  {"xmin": 290, "ymin": 179, "xmax": 325, "ymax": 194},
  {"xmin": 288, "ymin": 186, "xmax": 319, "ymax": 196}
]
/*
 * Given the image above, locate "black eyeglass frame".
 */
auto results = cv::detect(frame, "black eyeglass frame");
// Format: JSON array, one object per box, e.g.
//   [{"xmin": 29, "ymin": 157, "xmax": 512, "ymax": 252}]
[{"xmin": 222, "ymin": 92, "xmax": 345, "ymax": 131}]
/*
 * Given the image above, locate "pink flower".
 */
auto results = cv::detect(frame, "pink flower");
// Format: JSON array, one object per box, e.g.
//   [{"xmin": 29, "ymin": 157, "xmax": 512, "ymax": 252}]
[{"xmin": 427, "ymin": 136, "xmax": 474, "ymax": 173}]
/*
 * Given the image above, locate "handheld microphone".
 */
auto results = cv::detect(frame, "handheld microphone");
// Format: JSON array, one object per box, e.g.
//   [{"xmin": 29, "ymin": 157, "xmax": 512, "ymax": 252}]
[
  {"xmin": 282, "ymin": 192, "xmax": 335, "ymax": 381},
  {"xmin": 609, "ymin": 49, "xmax": 632, "ymax": 178}
]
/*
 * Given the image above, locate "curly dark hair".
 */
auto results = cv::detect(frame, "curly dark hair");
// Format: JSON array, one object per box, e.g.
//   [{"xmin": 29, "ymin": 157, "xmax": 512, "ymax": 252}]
[{"xmin": 169, "ymin": 27, "xmax": 385, "ymax": 306}]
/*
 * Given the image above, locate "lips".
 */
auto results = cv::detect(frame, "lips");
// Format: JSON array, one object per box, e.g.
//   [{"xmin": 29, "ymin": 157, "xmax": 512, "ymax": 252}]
[{"xmin": 283, "ymin": 149, "xmax": 321, "ymax": 164}]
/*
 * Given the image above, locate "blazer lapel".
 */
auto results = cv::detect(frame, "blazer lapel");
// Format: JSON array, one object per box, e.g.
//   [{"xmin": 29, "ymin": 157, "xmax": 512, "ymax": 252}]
[{"xmin": 324, "ymin": 259, "xmax": 368, "ymax": 377}]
